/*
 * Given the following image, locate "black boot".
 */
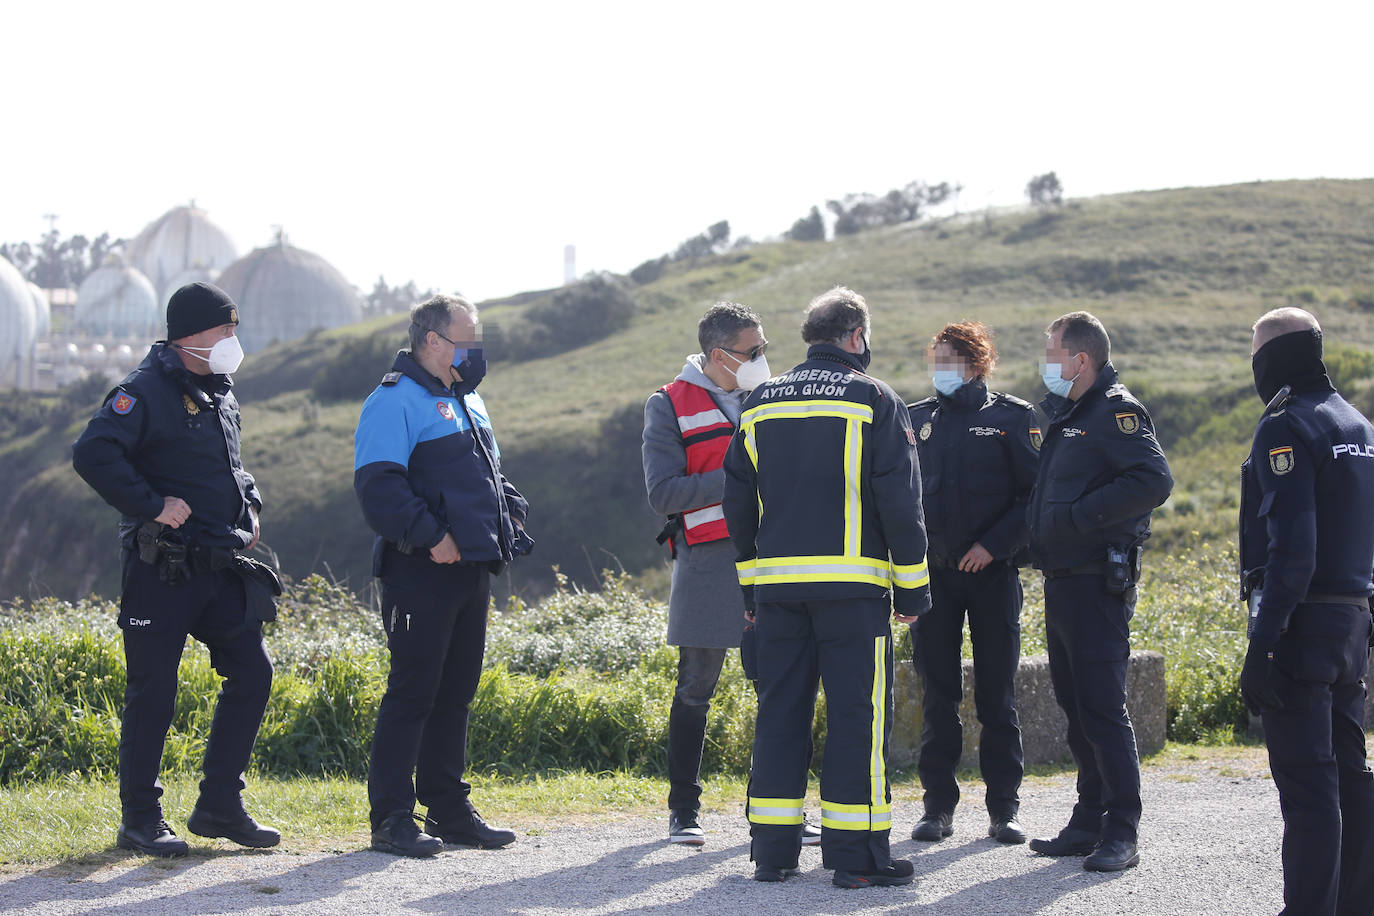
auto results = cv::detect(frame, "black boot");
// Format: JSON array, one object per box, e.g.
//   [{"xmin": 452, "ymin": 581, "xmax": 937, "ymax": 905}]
[
  {"xmin": 833, "ymin": 859, "xmax": 916, "ymax": 889},
  {"xmin": 372, "ymin": 811, "xmax": 443, "ymax": 858},
  {"xmin": 427, "ymin": 810, "xmax": 516, "ymax": 849},
  {"xmin": 187, "ymin": 805, "xmax": 281, "ymax": 848},
  {"xmin": 116, "ymin": 820, "xmax": 189, "ymax": 858},
  {"xmin": 1029, "ymin": 826, "xmax": 1099, "ymax": 856},
  {"xmin": 911, "ymin": 811, "xmax": 954, "ymax": 841}
]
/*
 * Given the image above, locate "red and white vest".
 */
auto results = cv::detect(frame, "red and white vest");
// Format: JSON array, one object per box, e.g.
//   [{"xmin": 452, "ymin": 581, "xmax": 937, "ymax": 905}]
[{"xmin": 660, "ymin": 379, "xmax": 733, "ymax": 545}]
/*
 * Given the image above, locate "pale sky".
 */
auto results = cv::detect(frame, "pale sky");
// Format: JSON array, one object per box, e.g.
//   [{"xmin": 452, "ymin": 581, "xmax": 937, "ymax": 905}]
[{"xmin": 2, "ymin": 0, "xmax": 1370, "ymax": 302}]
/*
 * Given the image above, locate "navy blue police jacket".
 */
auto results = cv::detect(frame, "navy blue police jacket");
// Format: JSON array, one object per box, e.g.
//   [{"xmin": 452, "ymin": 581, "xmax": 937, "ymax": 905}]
[
  {"xmin": 353, "ymin": 350, "xmax": 527, "ymax": 572},
  {"xmin": 908, "ymin": 380, "xmax": 1039, "ymax": 567},
  {"xmin": 721, "ymin": 344, "xmax": 931, "ymax": 615},
  {"xmin": 72, "ymin": 342, "xmax": 261, "ymax": 550},
  {"xmin": 1026, "ymin": 363, "xmax": 1173, "ymax": 571},
  {"xmin": 1240, "ymin": 378, "xmax": 1374, "ymax": 648}
]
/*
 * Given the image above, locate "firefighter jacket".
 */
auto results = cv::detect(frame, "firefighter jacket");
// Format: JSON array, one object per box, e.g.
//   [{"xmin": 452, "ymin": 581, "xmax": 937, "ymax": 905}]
[
  {"xmin": 1027, "ymin": 362, "xmax": 1172, "ymax": 571},
  {"xmin": 1241, "ymin": 375, "xmax": 1374, "ymax": 649},
  {"xmin": 722, "ymin": 344, "xmax": 931, "ymax": 615},
  {"xmin": 73, "ymin": 341, "xmax": 260, "ymax": 551},
  {"xmin": 908, "ymin": 380, "xmax": 1039, "ymax": 567},
  {"xmin": 353, "ymin": 350, "xmax": 528, "ymax": 572}
]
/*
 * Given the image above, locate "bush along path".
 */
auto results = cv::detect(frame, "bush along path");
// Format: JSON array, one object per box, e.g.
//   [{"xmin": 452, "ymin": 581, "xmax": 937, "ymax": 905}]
[{"xmin": 0, "ymin": 548, "xmax": 1250, "ymax": 785}]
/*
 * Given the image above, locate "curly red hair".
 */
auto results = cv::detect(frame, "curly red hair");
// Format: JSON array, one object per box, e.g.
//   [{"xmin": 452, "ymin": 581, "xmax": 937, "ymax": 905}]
[{"xmin": 929, "ymin": 321, "xmax": 997, "ymax": 379}]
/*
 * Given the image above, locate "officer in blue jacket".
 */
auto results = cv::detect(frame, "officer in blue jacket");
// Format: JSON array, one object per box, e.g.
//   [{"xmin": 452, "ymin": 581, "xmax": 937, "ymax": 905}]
[
  {"xmin": 1239, "ymin": 307, "xmax": 1374, "ymax": 916},
  {"xmin": 72, "ymin": 282, "xmax": 278, "ymax": 857},
  {"xmin": 1025, "ymin": 311, "xmax": 1172, "ymax": 873},
  {"xmin": 906, "ymin": 321, "xmax": 1038, "ymax": 846},
  {"xmin": 354, "ymin": 294, "xmax": 532, "ymax": 857}
]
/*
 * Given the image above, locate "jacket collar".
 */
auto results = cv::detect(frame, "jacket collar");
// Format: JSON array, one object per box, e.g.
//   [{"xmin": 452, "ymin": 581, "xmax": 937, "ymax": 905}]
[
  {"xmin": 807, "ymin": 343, "xmax": 865, "ymax": 372},
  {"xmin": 392, "ymin": 349, "xmax": 457, "ymax": 397},
  {"xmin": 149, "ymin": 341, "xmax": 231, "ymax": 395},
  {"xmin": 1041, "ymin": 361, "xmax": 1118, "ymax": 421},
  {"xmin": 936, "ymin": 378, "xmax": 989, "ymax": 411}
]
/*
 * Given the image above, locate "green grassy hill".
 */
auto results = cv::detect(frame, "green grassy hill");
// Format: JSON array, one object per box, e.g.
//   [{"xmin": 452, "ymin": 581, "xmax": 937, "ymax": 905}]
[{"xmin": 4, "ymin": 179, "xmax": 1374, "ymax": 602}]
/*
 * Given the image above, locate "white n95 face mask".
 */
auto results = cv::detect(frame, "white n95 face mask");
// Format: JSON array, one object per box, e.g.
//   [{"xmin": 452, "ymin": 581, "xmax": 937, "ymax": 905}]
[
  {"xmin": 731, "ymin": 355, "xmax": 772, "ymax": 391},
  {"xmin": 180, "ymin": 335, "xmax": 245, "ymax": 375}
]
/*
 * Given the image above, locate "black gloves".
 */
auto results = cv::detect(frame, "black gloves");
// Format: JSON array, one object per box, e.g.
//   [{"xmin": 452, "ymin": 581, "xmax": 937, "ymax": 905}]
[{"xmin": 1240, "ymin": 641, "xmax": 1282, "ymax": 715}]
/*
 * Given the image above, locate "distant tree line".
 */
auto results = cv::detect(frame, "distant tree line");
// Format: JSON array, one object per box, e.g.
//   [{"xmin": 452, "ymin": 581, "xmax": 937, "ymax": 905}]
[
  {"xmin": 783, "ymin": 180, "xmax": 961, "ymax": 242},
  {"xmin": 1, "ymin": 229, "xmax": 122, "ymax": 289},
  {"xmin": 364, "ymin": 276, "xmax": 436, "ymax": 317},
  {"xmin": 629, "ymin": 219, "xmax": 753, "ymax": 285}
]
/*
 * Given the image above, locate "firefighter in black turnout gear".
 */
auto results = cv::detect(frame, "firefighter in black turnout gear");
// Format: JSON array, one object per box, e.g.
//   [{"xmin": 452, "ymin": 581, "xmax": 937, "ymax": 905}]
[
  {"xmin": 722, "ymin": 287, "xmax": 931, "ymax": 889},
  {"xmin": 353, "ymin": 295, "xmax": 532, "ymax": 858},
  {"xmin": 906, "ymin": 322, "xmax": 1038, "ymax": 846},
  {"xmin": 1026, "ymin": 312, "xmax": 1172, "ymax": 873},
  {"xmin": 72, "ymin": 282, "xmax": 280, "ymax": 857},
  {"xmin": 1239, "ymin": 308, "xmax": 1374, "ymax": 916}
]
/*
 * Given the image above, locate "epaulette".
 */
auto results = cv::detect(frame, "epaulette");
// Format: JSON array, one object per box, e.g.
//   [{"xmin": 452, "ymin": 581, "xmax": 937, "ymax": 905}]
[
  {"xmin": 1105, "ymin": 383, "xmax": 1145, "ymax": 410},
  {"xmin": 908, "ymin": 396, "xmax": 937, "ymax": 410},
  {"xmin": 380, "ymin": 371, "xmax": 403, "ymax": 386},
  {"xmin": 1264, "ymin": 384, "xmax": 1293, "ymax": 418},
  {"xmin": 992, "ymin": 391, "xmax": 1034, "ymax": 411}
]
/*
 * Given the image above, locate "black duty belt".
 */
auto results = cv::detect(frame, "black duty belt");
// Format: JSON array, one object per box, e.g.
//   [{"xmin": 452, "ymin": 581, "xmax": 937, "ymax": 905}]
[
  {"xmin": 1303, "ymin": 592, "xmax": 1368, "ymax": 606},
  {"xmin": 1044, "ymin": 563, "xmax": 1106, "ymax": 579}
]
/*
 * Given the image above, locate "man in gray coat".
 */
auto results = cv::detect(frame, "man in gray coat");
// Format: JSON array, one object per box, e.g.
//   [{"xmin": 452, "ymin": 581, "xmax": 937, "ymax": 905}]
[{"xmin": 644, "ymin": 301, "xmax": 798, "ymax": 845}]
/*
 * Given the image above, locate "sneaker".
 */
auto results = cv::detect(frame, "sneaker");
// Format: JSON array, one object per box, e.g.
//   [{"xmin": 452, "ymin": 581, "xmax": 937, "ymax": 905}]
[
  {"xmin": 428, "ymin": 811, "xmax": 516, "ymax": 849},
  {"xmin": 754, "ymin": 863, "xmax": 801, "ymax": 882},
  {"xmin": 116, "ymin": 820, "xmax": 189, "ymax": 858},
  {"xmin": 668, "ymin": 809, "xmax": 705, "ymax": 846},
  {"xmin": 1029, "ymin": 826, "xmax": 1099, "ymax": 857},
  {"xmin": 371, "ymin": 812, "xmax": 443, "ymax": 858},
  {"xmin": 187, "ymin": 805, "xmax": 281, "ymax": 848},
  {"xmin": 801, "ymin": 821, "xmax": 821, "ymax": 847},
  {"xmin": 833, "ymin": 859, "xmax": 916, "ymax": 889},
  {"xmin": 911, "ymin": 811, "xmax": 953, "ymax": 841}
]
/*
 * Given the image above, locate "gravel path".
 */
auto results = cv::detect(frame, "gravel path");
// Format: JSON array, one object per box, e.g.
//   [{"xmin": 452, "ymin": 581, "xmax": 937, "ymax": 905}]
[{"xmin": 0, "ymin": 754, "xmax": 1284, "ymax": 915}]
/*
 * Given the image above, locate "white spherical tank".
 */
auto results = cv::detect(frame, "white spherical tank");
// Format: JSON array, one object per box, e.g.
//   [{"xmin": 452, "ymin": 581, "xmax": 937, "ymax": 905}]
[
  {"xmin": 26, "ymin": 280, "xmax": 51, "ymax": 338},
  {"xmin": 0, "ymin": 255, "xmax": 38, "ymax": 374},
  {"xmin": 74, "ymin": 255, "xmax": 160, "ymax": 340},
  {"xmin": 127, "ymin": 205, "xmax": 238, "ymax": 306},
  {"xmin": 216, "ymin": 238, "xmax": 364, "ymax": 353}
]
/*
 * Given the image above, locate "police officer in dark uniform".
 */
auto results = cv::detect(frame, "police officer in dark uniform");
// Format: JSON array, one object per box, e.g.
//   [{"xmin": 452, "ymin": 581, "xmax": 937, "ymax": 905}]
[
  {"xmin": 1025, "ymin": 311, "xmax": 1172, "ymax": 872},
  {"xmin": 354, "ymin": 294, "xmax": 533, "ymax": 857},
  {"xmin": 1239, "ymin": 307, "xmax": 1374, "ymax": 916},
  {"xmin": 72, "ymin": 282, "xmax": 279, "ymax": 857},
  {"xmin": 906, "ymin": 321, "xmax": 1038, "ymax": 846},
  {"xmin": 723, "ymin": 287, "xmax": 932, "ymax": 889}
]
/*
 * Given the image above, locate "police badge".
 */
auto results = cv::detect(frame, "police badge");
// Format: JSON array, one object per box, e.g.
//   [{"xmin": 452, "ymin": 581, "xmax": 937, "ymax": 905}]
[
  {"xmin": 1268, "ymin": 445, "xmax": 1294, "ymax": 476},
  {"xmin": 919, "ymin": 421, "xmax": 932, "ymax": 442},
  {"xmin": 1115, "ymin": 412, "xmax": 1140, "ymax": 434},
  {"xmin": 182, "ymin": 394, "xmax": 201, "ymax": 415},
  {"xmin": 1029, "ymin": 427, "xmax": 1042, "ymax": 450}
]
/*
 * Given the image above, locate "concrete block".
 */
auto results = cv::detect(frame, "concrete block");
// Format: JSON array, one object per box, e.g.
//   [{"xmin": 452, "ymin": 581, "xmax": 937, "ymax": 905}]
[{"xmin": 890, "ymin": 650, "xmax": 1167, "ymax": 769}]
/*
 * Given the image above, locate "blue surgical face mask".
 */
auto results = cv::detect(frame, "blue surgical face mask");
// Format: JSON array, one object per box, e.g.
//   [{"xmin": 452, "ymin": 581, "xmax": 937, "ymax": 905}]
[
  {"xmin": 932, "ymin": 369, "xmax": 965, "ymax": 396},
  {"xmin": 1041, "ymin": 361, "xmax": 1078, "ymax": 398}
]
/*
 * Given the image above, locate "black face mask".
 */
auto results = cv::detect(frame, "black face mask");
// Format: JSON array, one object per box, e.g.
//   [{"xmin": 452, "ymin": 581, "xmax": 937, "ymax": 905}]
[
  {"xmin": 454, "ymin": 348, "xmax": 487, "ymax": 393},
  {"xmin": 1251, "ymin": 329, "xmax": 1323, "ymax": 404},
  {"xmin": 858, "ymin": 334, "xmax": 872, "ymax": 371}
]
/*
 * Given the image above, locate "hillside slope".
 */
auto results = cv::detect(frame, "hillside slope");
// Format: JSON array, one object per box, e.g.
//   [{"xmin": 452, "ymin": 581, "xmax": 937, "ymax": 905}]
[{"xmin": 4, "ymin": 179, "xmax": 1374, "ymax": 601}]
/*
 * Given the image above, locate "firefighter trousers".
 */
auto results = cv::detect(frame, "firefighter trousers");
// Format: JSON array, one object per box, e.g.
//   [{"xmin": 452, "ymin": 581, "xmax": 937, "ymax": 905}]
[{"xmin": 747, "ymin": 596, "xmax": 895, "ymax": 873}]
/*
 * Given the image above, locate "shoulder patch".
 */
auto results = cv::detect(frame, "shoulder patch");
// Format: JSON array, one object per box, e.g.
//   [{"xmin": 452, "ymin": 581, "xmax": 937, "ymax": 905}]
[
  {"xmin": 1268, "ymin": 445, "xmax": 1295, "ymax": 476},
  {"xmin": 1115, "ymin": 412, "xmax": 1140, "ymax": 434},
  {"xmin": 1029, "ymin": 426, "xmax": 1043, "ymax": 450},
  {"xmin": 436, "ymin": 401, "xmax": 456, "ymax": 420},
  {"xmin": 380, "ymin": 371, "xmax": 403, "ymax": 386},
  {"xmin": 111, "ymin": 391, "xmax": 136, "ymax": 415}
]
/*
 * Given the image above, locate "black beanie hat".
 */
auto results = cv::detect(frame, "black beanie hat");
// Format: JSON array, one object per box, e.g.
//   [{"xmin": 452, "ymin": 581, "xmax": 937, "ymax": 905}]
[{"xmin": 167, "ymin": 282, "xmax": 239, "ymax": 340}]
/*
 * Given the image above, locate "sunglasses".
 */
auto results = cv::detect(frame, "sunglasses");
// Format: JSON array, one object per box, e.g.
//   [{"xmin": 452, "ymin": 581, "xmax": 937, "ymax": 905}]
[{"xmin": 719, "ymin": 341, "xmax": 769, "ymax": 362}]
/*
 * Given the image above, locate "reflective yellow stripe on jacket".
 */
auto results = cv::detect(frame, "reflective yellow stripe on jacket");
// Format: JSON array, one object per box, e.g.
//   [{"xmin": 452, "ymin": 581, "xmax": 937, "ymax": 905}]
[{"xmin": 735, "ymin": 398, "xmax": 927, "ymax": 590}]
